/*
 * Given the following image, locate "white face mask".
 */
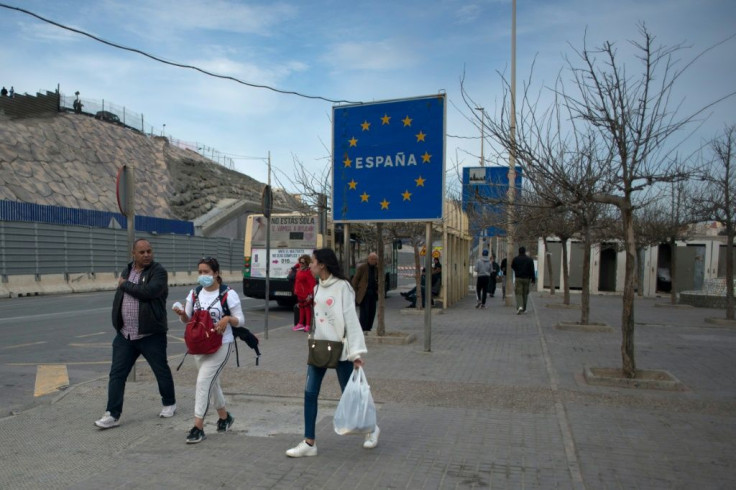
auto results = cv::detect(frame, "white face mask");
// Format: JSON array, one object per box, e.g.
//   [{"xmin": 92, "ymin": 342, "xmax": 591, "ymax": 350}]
[{"xmin": 197, "ymin": 274, "xmax": 215, "ymax": 288}]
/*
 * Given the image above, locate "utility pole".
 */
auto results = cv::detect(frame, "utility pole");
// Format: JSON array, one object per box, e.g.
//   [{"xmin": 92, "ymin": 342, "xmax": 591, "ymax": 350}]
[
  {"xmin": 475, "ymin": 107, "xmax": 485, "ymax": 166},
  {"xmin": 505, "ymin": 0, "xmax": 517, "ymax": 307}
]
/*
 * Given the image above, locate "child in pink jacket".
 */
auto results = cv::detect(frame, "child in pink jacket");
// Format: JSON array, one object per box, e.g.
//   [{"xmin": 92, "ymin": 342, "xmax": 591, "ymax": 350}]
[{"xmin": 293, "ymin": 254, "xmax": 316, "ymax": 332}]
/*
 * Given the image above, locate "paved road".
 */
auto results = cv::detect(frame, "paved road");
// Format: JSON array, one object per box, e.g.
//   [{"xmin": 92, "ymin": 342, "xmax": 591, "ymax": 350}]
[
  {"xmin": 0, "ymin": 286, "xmax": 296, "ymax": 416},
  {"xmin": 2, "ymin": 289, "xmax": 735, "ymax": 489}
]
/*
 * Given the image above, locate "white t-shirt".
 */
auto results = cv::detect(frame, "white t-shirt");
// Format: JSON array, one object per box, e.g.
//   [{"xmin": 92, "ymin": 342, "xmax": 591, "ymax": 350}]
[{"xmin": 183, "ymin": 286, "xmax": 245, "ymax": 344}]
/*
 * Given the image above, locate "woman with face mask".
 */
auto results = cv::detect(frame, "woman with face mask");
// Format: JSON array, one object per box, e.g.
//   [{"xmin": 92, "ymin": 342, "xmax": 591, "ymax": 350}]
[{"xmin": 172, "ymin": 257, "xmax": 245, "ymax": 444}]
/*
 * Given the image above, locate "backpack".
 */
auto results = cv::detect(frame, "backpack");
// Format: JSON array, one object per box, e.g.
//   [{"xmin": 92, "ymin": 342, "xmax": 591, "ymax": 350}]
[
  {"xmin": 177, "ymin": 285, "xmax": 261, "ymax": 369},
  {"xmin": 184, "ymin": 287, "xmax": 225, "ymax": 355}
]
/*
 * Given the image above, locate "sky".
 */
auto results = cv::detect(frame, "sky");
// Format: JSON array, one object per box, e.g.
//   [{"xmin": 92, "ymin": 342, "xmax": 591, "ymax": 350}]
[{"xmin": 1, "ymin": 0, "xmax": 735, "ymax": 195}]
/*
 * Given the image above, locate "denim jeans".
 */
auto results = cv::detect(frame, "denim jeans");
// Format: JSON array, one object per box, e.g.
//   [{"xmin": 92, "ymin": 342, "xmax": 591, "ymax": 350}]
[
  {"xmin": 303, "ymin": 361, "xmax": 354, "ymax": 440},
  {"xmin": 106, "ymin": 332, "xmax": 176, "ymax": 418}
]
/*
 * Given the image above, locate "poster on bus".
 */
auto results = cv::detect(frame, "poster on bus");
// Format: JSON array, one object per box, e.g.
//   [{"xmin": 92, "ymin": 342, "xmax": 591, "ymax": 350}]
[
  {"xmin": 250, "ymin": 215, "xmax": 317, "ymax": 249},
  {"xmin": 249, "ymin": 248, "xmax": 313, "ymax": 279}
]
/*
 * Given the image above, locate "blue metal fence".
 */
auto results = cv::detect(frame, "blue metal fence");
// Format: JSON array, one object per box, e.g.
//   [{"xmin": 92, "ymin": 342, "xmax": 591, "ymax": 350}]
[{"xmin": 0, "ymin": 200, "xmax": 194, "ymax": 235}]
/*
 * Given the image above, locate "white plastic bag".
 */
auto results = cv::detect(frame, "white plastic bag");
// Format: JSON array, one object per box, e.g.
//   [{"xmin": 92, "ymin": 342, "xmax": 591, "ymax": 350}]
[{"xmin": 333, "ymin": 366, "xmax": 377, "ymax": 435}]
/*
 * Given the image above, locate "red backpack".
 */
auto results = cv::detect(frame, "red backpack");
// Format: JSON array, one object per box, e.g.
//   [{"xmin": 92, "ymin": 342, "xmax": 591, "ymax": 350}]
[{"xmin": 184, "ymin": 289, "xmax": 225, "ymax": 355}]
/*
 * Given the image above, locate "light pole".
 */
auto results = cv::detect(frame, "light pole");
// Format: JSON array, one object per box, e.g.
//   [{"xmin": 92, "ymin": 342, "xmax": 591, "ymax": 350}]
[
  {"xmin": 475, "ymin": 107, "xmax": 485, "ymax": 167},
  {"xmin": 162, "ymin": 124, "xmax": 166, "ymax": 136},
  {"xmin": 505, "ymin": 0, "xmax": 517, "ymax": 306}
]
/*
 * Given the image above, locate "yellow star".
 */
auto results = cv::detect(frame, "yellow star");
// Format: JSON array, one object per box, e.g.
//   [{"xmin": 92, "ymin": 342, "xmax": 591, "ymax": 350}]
[
  {"xmin": 422, "ymin": 152, "xmax": 431, "ymax": 163},
  {"xmin": 349, "ymin": 137, "xmax": 358, "ymax": 147},
  {"xmin": 381, "ymin": 114, "xmax": 391, "ymax": 125},
  {"xmin": 380, "ymin": 199, "xmax": 390, "ymax": 209},
  {"xmin": 343, "ymin": 156, "xmax": 352, "ymax": 167},
  {"xmin": 360, "ymin": 192, "xmax": 370, "ymax": 202},
  {"xmin": 361, "ymin": 120, "xmax": 371, "ymax": 131},
  {"xmin": 402, "ymin": 115, "xmax": 412, "ymax": 127},
  {"xmin": 415, "ymin": 176, "xmax": 425, "ymax": 187},
  {"xmin": 416, "ymin": 131, "xmax": 426, "ymax": 142},
  {"xmin": 348, "ymin": 179, "xmax": 357, "ymax": 190},
  {"xmin": 402, "ymin": 190, "xmax": 412, "ymax": 201}
]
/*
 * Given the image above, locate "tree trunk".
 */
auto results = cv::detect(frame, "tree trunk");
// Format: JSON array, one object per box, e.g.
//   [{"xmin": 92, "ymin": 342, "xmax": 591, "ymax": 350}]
[
  {"xmin": 545, "ymin": 240, "xmax": 555, "ymax": 296},
  {"xmin": 376, "ymin": 223, "xmax": 385, "ymax": 336},
  {"xmin": 562, "ymin": 239, "xmax": 571, "ymax": 305},
  {"xmin": 621, "ymin": 205, "xmax": 637, "ymax": 378},
  {"xmin": 580, "ymin": 225, "xmax": 592, "ymax": 325},
  {"xmin": 669, "ymin": 238, "xmax": 678, "ymax": 305},
  {"xmin": 726, "ymin": 225, "xmax": 734, "ymax": 320}
]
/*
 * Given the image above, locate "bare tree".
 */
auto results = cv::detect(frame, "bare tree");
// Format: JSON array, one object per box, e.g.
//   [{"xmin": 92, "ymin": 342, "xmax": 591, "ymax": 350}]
[
  {"xmin": 560, "ymin": 25, "xmax": 728, "ymax": 377},
  {"xmin": 692, "ymin": 125, "xmax": 736, "ymax": 319}
]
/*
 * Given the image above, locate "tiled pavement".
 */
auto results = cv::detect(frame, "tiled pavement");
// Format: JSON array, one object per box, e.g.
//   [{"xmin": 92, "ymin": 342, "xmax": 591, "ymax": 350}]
[{"xmin": 1, "ymin": 291, "xmax": 735, "ymax": 489}]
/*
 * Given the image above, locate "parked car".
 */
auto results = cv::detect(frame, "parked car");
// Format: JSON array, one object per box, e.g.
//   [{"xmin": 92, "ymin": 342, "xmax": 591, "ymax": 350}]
[{"xmin": 95, "ymin": 111, "xmax": 120, "ymax": 123}]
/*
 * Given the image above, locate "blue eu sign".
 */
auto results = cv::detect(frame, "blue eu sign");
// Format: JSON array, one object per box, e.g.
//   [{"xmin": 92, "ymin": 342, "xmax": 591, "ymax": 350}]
[{"xmin": 332, "ymin": 94, "xmax": 445, "ymax": 222}]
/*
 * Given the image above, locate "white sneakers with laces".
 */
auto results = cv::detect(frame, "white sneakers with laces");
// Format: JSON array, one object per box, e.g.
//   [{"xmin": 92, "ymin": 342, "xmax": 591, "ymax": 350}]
[
  {"xmin": 159, "ymin": 404, "xmax": 177, "ymax": 418},
  {"xmin": 286, "ymin": 440, "xmax": 318, "ymax": 458},
  {"xmin": 363, "ymin": 425, "xmax": 380, "ymax": 449},
  {"xmin": 94, "ymin": 412, "xmax": 120, "ymax": 429}
]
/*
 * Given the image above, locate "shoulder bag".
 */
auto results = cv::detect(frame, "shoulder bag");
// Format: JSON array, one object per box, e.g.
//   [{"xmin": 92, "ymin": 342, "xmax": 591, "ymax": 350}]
[{"xmin": 307, "ymin": 284, "xmax": 345, "ymax": 369}]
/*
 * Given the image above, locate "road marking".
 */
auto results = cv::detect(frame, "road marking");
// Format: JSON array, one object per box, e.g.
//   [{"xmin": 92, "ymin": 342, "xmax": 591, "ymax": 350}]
[
  {"xmin": 75, "ymin": 332, "xmax": 108, "ymax": 338},
  {"xmin": 68, "ymin": 343, "xmax": 111, "ymax": 348},
  {"xmin": 1, "ymin": 341, "xmax": 48, "ymax": 350},
  {"xmin": 0, "ymin": 307, "xmax": 109, "ymax": 324},
  {"xmin": 34, "ymin": 364, "xmax": 69, "ymax": 397}
]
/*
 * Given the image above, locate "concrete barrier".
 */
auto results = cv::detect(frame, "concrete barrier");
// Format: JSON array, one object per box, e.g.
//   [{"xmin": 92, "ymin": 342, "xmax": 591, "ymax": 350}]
[
  {"xmin": 68, "ymin": 272, "xmax": 117, "ymax": 293},
  {"xmin": 1, "ymin": 270, "xmax": 245, "ymax": 298},
  {"xmin": 6, "ymin": 274, "xmax": 45, "ymax": 297},
  {"xmin": 40, "ymin": 274, "xmax": 74, "ymax": 296}
]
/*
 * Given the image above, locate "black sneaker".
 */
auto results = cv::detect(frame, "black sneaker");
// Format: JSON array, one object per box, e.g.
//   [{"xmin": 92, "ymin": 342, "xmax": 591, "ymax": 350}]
[
  {"xmin": 216, "ymin": 412, "xmax": 234, "ymax": 433},
  {"xmin": 186, "ymin": 426, "xmax": 206, "ymax": 444}
]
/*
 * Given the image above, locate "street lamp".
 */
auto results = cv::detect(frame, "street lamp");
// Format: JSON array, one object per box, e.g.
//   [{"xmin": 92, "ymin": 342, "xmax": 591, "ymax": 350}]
[
  {"xmin": 162, "ymin": 123, "xmax": 166, "ymax": 136},
  {"xmin": 475, "ymin": 107, "xmax": 485, "ymax": 167}
]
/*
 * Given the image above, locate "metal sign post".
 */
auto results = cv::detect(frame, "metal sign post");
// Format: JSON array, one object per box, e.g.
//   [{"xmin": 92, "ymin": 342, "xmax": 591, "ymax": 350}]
[
  {"xmin": 117, "ymin": 165, "xmax": 137, "ymax": 381},
  {"xmin": 262, "ymin": 153, "xmax": 272, "ymax": 339}
]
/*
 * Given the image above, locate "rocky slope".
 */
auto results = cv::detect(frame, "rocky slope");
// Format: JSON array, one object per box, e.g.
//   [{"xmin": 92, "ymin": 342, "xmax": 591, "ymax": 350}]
[{"xmin": 0, "ymin": 111, "xmax": 287, "ymax": 220}]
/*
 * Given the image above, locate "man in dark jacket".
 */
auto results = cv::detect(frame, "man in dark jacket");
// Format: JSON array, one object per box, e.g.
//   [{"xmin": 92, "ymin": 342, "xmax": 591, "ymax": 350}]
[
  {"xmin": 511, "ymin": 246, "xmax": 535, "ymax": 314},
  {"xmin": 95, "ymin": 238, "xmax": 176, "ymax": 429},
  {"xmin": 352, "ymin": 252, "xmax": 379, "ymax": 332}
]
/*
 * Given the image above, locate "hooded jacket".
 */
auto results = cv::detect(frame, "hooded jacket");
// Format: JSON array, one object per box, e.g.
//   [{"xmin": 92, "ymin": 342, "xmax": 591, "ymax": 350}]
[
  {"xmin": 111, "ymin": 260, "xmax": 169, "ymax": 335},
  {"xmin": 312, "ymin": 275, "xmax": 367, "ymax": 362},
  {"xmin": 475, "ymin": 256, "xmax": 492, "ymax": 276}
]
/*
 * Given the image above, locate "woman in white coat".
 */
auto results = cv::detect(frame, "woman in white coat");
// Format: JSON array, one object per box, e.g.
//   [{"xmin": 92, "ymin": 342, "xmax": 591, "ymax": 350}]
[{"xmin": 286, "ymin": 248, "xmax": 380, "ymax": 457}]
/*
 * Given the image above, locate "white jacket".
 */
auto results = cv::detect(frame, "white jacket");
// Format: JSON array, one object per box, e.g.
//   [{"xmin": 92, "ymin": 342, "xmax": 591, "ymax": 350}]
[{"xmin": 312, "ymin": 275, "xmax": 367, "ymax": 362}]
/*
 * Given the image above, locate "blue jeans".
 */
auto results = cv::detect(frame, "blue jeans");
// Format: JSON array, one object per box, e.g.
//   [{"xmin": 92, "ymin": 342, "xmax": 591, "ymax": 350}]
[
  {"xmin": 106, "ymin": 332, "xmax": 176, "ymax": 418},
  {"xmin": 304, "ymin": 361, "xmax": 354, "ymax": 440}
]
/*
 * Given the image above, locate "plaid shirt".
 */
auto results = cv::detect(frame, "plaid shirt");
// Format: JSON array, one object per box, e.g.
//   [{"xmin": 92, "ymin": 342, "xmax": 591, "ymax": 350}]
[{"xmin": 120, "ymin": 268, "xmax": 149, "ymax": 340}]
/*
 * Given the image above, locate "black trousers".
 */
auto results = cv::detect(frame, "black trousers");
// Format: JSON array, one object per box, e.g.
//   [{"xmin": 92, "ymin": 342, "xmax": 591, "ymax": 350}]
[
  {"xmin": 476, "ymin": 276, "xmax": 490, "ymax": 305},
  {"xmin": 359, "ymin": 291, "xmax": 377, "ymax": 331},
  {"xmin": 489, "ymin": 274, "xmax": 497, "ymax": 297}
]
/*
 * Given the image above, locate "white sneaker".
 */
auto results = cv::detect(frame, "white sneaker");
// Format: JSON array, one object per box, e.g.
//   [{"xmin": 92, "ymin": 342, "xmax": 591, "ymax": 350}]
[
  {"xmin": 363, "ymin": 425, "xmax": 380, "ymax": 449},
  {"xmin": 286, "ymin": 440, "xmax": 318, "ymax": 458},
  {"xmin": 159, "ymin": 404, "xmax": 177, "ymax": 418},
  {"xmin": 94, "ymin": 411, "xmax": 120, "ymax": 429},
  {"xmin": 517, "ymin": 307, "xmax": 523, "ymax": 315}
]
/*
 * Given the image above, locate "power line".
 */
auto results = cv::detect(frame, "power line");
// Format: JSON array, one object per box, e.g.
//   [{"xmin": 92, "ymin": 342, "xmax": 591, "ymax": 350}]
[{"xmin": 0, "ymin": 3, "xmax": 360, "ymax": 105}]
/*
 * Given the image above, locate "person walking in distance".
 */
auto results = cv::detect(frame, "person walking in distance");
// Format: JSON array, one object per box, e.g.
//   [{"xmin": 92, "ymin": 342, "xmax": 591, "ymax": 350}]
[
  {"xmin": 511, "ymin": 246, "xmax": 535, "ymax": 314},
  {"xmin": 95, "ymin": 238, "xmax": 176, "ymax": 429},
  {"xmin": 474, "ymin": 250, "xmax": 492, "ymax": 309},
  {"xmin": 488, "ymin": 254, "xmax": 500, "ymax": 298},
  {"xmin": 286, "ymin": 248, "xmax": 379, "ymax": 458},
  {"xmin": 352, "ymin": 252, "xmax": 379, "ymax": 332},
  {"xmin": 172, "ymin": 257, "xmax": 245, "ymax": 444}
]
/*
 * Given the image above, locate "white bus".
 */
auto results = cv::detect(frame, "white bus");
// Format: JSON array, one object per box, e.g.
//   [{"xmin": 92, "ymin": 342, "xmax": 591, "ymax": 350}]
[{"xmin": 242, "ymin": 212, "xmax": 399, "ymax": 306}]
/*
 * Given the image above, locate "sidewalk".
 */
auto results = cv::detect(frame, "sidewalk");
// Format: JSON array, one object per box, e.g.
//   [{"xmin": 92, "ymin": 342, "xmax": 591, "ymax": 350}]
[{"xmin": 2, "ymin": 291, "xmax": 735, "ymax": 489}]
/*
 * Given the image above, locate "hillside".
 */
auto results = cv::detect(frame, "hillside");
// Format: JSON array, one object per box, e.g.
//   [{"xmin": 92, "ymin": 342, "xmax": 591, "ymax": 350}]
[{"xmin": 0, "ymin": 110, "xmax": 289, "ymax": 221}]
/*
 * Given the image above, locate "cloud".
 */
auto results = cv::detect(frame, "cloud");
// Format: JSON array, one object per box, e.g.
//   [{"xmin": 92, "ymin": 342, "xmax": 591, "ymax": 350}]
[{"xmin": 323, "ymin": 40, "xmax": 419, "ymax": 72}]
